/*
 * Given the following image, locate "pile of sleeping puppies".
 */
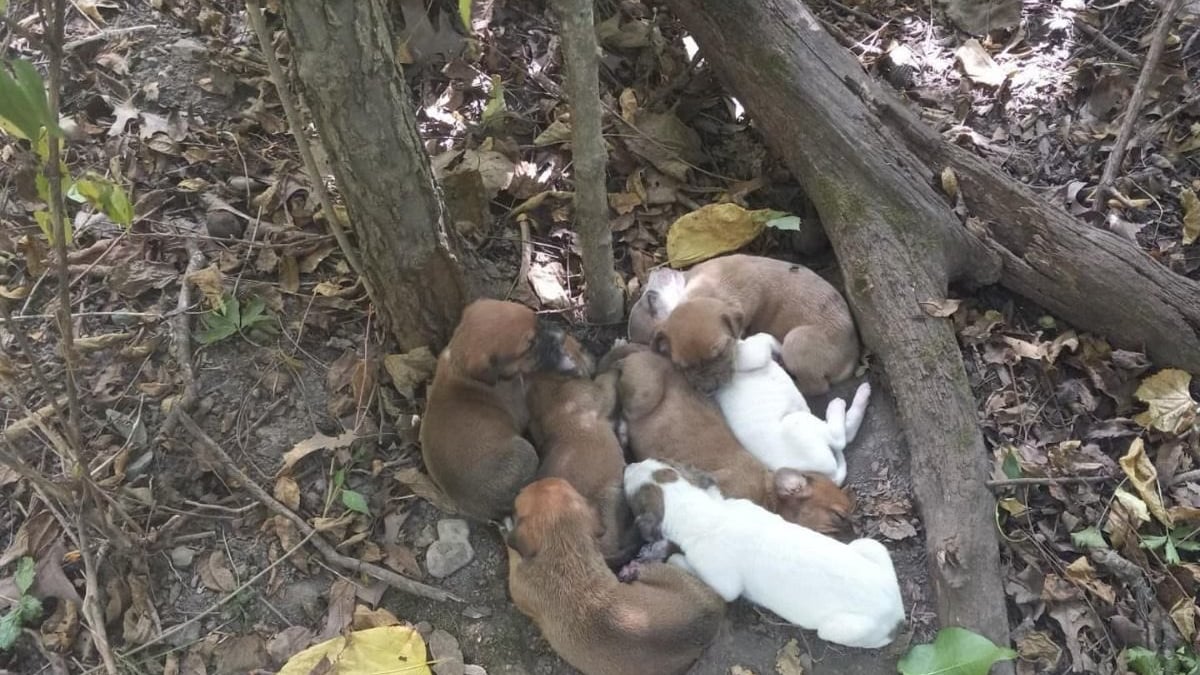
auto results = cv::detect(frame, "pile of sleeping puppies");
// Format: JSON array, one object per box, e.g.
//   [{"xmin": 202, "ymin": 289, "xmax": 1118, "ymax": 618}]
[{"xmin": 419, "ymin": 254, "xmax": 907, "ymax": 675}]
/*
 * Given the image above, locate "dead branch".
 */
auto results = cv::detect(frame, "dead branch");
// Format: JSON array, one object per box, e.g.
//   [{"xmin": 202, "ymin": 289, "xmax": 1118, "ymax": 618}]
[
  {"xmin": 1170, "ymin": 467, "xmax": 1200, "ymax": 486},
  {"xmin": 154, "ymin": 234, "xmax": 205, "ymax": 443},
  {"xmin": 245, "ymin": 0, "xmax": 364, "ymax": 279},
  {"xmin": 1074, "ymin": 18, "xmax": 1141, "ymax": 66},
  {"xmin": 176, "ymin": 411, "xmax": 463, "ymax": 603},
  {"xmin": 1093, "ymin": 0, "xmax": 1184, "ymax": 208},
  {"xmin": 552, "ymin": 0, "xmax": 624, "ymax": 323}
]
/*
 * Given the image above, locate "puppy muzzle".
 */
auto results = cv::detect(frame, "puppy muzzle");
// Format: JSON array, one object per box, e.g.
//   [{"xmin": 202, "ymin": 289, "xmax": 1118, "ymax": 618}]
[{"xmin": 532, "ymin": 321, "xmax": 576, "ymax": 374}]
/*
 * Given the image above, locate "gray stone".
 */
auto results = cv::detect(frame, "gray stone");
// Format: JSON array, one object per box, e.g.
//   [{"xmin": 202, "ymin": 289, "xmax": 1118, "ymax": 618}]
[
  {"xmin": 425, "ymin": 539, "xmax": 474, "ymax": 578},
  {"xmin": 436, "ymin": 519, "xmax": 470, "ymax": 542},
  {"xmin": 170, "ymin": 546, "xmax": 196, "ymax": 568},
  {"xmin": 428, "ymin": 629, "xmax": 465, "ymax": 675}
]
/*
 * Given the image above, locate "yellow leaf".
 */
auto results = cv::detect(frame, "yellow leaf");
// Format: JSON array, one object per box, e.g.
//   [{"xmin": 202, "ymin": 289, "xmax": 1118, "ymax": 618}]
[
  {"xmin": 1183, "ymin": 188, "xmax": 1200, "ymax": 245},
  {"xmin": 383, "ymin": 347, "xmax": 437, "ymax": 398},
  {"xmin": 667, "ymin": 203, "xmax": 776, "ymax": 268},
  {"xmin": 1064, "ymin": 557, "xmax": 1116, "ymax": 604},
  {"xmin": 1171, "ymin": 597, "xmax": 1196, "ymax": 642},
  {"xmin": 1113, "ymin": 488, "xmax": 1150, "ymax": 525},
  {"xmin": 1134, "ymin": 368, "xmax": 1198, "ymax": 435},
  {"xmin": 277, "ymin": 625, "xmax": 431, "ymax": 675},
  {"xmin": 998, "ymin": 498, "xmax": 1028, "ymax": 517},
  {"xmin": 1119, "ymin": 438, "xmax": 1172, "ymax": 527}
]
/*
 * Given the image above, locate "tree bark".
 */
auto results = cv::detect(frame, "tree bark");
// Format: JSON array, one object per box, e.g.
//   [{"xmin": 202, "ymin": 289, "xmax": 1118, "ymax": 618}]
[
  {"xmin": 663, "ymin": 0, "xmax": 1025, "ymax": 657},
  {"xmin": 281, "ymin": 0, "xmax": 473, "ymax": 350},
  {"xmin": 553, "ymin": 0, "xmax": 624, "ymax": 323}
]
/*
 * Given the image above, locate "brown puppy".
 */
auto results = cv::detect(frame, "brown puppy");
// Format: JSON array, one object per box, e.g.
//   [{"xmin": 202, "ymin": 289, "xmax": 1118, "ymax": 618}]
[
  {"xmin": 506, "ymin": 478, "xmax": 724, "ymax": 675},
  {"xmin": 526, "ymin": 368, "xmax": 641, "ymax": 566},
  {"xmin": 611, "ymin": 348, "xmax": 855, "ymax": 536},
  {"xmin": 420, "ymin": 299, "xmax": 577, "ymax": 522},
  {"xmin": 654, "ymin": 254, "xmax": 859, "ymax": 395}
]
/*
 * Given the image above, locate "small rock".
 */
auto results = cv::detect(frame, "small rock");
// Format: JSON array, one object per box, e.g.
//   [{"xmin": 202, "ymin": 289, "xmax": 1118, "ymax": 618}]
[
  {"xmin": 462, "ymin": 605, "xmax": 491, "ymax": 620},
  {"xmin": 426, "ymin": 539, "xmax": 474, "ymax": 578},
  {"xmin": 414, "ymin": 523, "xmax": 437, "ymax": 548},
  {"xmin": 170, "ymin": 546, "xmax": 196, "ymax": 568},
  {"xmin": 464, "ymin": 666, "xmax": 487, "ymax": 675},
  {"xmin": 170, "ymin": 37, "xmax": 206, "ymax": 59},
  {"xmin": 428, "ymin": 629, "xmax": 465, "ymax": 675},
  {"xmin": 206, "ymin": 209, "xmax": 244, "ymax": 239},
  {"xmin": 425, "ymin": 519, "xmax": 474, "ymax": 578}
]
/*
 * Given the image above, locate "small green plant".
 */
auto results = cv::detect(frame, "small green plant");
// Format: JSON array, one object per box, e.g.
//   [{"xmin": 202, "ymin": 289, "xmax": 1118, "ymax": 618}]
[
  {"xmin": 1141, "ymin": 525, "xmax": 1200, "ymax": 565},
  {"xmin": 333, "ymin": 467, "xmax": 370, "ymax": 517},
  {"xmin": 0, "ymin": 58, "xmax": 132, "ymax": 244},
  {"xmin": 897, "ymin": 626, "xmax": 1016, "ymax": 675},
  {"xmin": 1126, "ymin": 645, "xmax": 1200, "ymax": 675},
  {"xmin": 0, "ymin": 557, "xmax": 43, "ymax": 650},
  {"xmin": 197, "ymin": 294, "xmax": 277, "ymax": 345}
]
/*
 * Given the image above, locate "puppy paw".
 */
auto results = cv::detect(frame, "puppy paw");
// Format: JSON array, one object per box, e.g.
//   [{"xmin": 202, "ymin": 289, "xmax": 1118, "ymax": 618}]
[
  {"xmin": 616, "ymin": 561, "xmax": 641, "ymax": 583},
  {"xmin": 638, "ymin": 538, "xmax": 672, "ymax": 563}
]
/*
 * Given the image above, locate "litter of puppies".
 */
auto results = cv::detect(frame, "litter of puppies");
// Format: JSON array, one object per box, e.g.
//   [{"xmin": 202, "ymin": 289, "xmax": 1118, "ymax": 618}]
[{"xmin": 418, "ymin": 254, "xmax": 906, "ymax": 674}]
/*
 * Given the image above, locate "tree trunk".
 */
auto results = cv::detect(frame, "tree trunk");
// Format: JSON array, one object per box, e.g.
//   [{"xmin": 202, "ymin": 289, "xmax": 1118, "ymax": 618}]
[
  {"xmin": 281, "ymin": 0, "xmax": 473, "ymax": 350},
  {"xmin": 664, "ymin": 0, "xmax": 1025, "ymax": 657},
  {"xmin": 553, "ymin": 0, "xmax": 625, "ymax": 323}
]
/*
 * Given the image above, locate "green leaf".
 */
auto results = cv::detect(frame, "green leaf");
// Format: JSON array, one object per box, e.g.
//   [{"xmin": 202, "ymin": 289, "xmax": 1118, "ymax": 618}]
[
  {"xmin": 14, "ymin": 557, "xmax": 35, "ymax": 594},
  {"xmin": 0, "ymin": 58, "xmax": 60, "ymax": 141},
  {"xmin": 0, "ymin": 0, "xmax": 9, "ymax": 16},
  {"xmin": 765, "ymin": 215, "xmax": 802, "ymax": 231},
  {"xmin": 1071, "ymin": 527, "xmax": 1108, "ymax": 551},
  {"xmin": 341, "ymin": 489, "xmax": 370, "ymax": 516},
  {"xmin": 333, "ymin": 468, "xmax": 346, "ymax": 490},
  {"xmin": 1126, "ymin": 647, "xmax": 1165, "ymax": 675},
  {"xmin": 15, "ymin": 595, "xmax": 41, "ymax": 623},
  {"xmin": 0, "ymin": 610, "xmax": 21, "ymax": 651},
  {"xmin": 458, "ymin": 0, "xmax": 471, "ymax": 31},
  {"xmin": 1141, "ymin": 535, "xmax": 1169, "ymax": 552},
  {"xmin": 481, "ymin": 76, "xmax": 505, "ymax": 127},
  {"xmin": 1165, "ymin": 537, "xmax": 1181, "ymax": 565},
  {"xmin": 897, "ymin": 626, "xmax": 1017, "ymax": 675},
  {"xmin": 1001, "ymin": 449, "xmax": 1021, "ymax": 480},
  {"xmin": 72, "ymin": 176, "xmax": 134, "ymax": 227}
]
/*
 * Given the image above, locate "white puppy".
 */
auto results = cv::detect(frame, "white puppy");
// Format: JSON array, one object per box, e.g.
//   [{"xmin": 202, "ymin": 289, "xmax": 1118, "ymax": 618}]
[
  {"xmin": 623, "ymin": 458, "xmax": 905, "ymax": 649},
  {"xmin": 714, "ymin": 333, "xmax": 870, "ymax": 486}
]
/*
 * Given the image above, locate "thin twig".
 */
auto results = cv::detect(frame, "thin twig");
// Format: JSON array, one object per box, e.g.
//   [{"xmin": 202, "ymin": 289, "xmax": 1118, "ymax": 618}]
[
  {"xmin": 986, "ymin": 474, "xmax": 1115, "ymax": 488},
  {"xmin": 1093, "ymin": 0, "xmax": 1184, "ymax": 209},
  {"xmin": 1170, "ymin": 468, "xmax": 1200, "ymax": 486},
  {"xmin": 63, "ymin": 23, "xmax": 157, "ymax": 50},
  {"xmin": 243, "ymin": 0, "xmax": 364, "ymax": 278},
  {"xmin": 176, "ymin": 411, "xmax": 463, "ymax": 603},
  {"xmin": 115, "ymin": 529, "xmax": 317, "ymax": 661},
  {"xmin": 1074, "ymin": 18, "xmax": 1141, "ymax": 66}
]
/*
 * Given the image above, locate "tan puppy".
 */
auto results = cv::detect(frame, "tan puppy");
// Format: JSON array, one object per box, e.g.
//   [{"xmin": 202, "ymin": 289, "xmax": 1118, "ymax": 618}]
[
  {"xmin": 420, "ymin": 299, "xmax": 577, "ymax": 522},
  {"xmin": 610, "ymin": 348, "xmax": 855, "ymax": 536},
  {"xmin": 526, "ymin": 368, "xmax": 641, "ymax": 566},
  {"xmin": 653, "ymin": 254, "xmax": 859, "ymax": 395},
  {"xmin": 506, "ymin": 478, "xmax": 725, "ymax": 675}
]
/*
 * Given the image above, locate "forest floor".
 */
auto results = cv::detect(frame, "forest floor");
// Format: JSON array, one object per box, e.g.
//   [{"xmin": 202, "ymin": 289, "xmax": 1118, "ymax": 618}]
[{"xmin": 1, "ymin": 0, "xmax": 1200, "ymax": 673}]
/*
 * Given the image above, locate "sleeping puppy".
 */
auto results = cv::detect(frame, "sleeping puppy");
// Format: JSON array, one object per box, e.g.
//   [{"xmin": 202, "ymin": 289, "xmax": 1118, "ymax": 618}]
[
  {"xmin": 420, "ymin": 299, "xmax": 578, "ymax": 522},
  {"xmin": 652, "ymin": 254, "xmax": 860, "ymax": 395},
  {"xmin": 624, "ymin": 459, "xmax": 906, "ymax": 650},
  {"xmin": 608, "ymin": 348, "xmax": 854, "ymax": 537},
  {"xmin": 715, "ymin": 333, "xmax": 872, "ymax": 486},
  {"xmin": 526, "ymin": 368, "xmax": 641, "ymax": 567},
  {"xmin": 506, "ymin": 478, "xmax": 725, "ymax": 675},
  {"xmin": 627, "ymin": 267, "xmax": 687, "ymax": 344}
]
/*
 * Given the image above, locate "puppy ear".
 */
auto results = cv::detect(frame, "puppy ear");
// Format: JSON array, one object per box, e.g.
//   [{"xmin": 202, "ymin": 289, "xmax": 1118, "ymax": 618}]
[
  {"xmin": 634, "ymin": 512, "xmax": 662, "ymax": 542},
  {"xmin": 774, "ymin": 469, "xmax": 812, "ymax": 499},
  {"xmin": 464, "ymin": 351, "xmax": 499, "ymax": 385},
  {"xmin": 651, "ymin": 331, "xmax": 671, "ymax": 356},
  {"xmin": 505, "ymin": 517, "xmax": 539, "ymax": 558},
  {"xmin": 721, "ymin": 310, "xmax": 745, "ymax": 338}
]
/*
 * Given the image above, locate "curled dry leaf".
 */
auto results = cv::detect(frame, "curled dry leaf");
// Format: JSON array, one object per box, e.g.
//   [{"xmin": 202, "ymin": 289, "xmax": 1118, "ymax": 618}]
[
  {"xmin": 1134, "ymin": 369, "xmax": 1197, "ymax": 435},
  {"xmin": 122, "ymin": 576, "xmax": 161, "ymax": 645},
  {"xmin": 185, "ymin": 264, "xmax": 225, "ymax": 308},
  {"xmin": 383, "ymin": 347, "xmax": 438, "ymax": 399},
  {"xmin": 317, "ymin": 579, "xmax": 357, "ymax": 642},
  {"xmin": 626, "ymin": 110, "xmax": 702, "ymax": 182},
  {"xmin": 1181, "ymin": 188, "xmax": 1200, "ymax": 246},
  {"xmin": 919, "ymin": 298, "xmax": 962, "ymax": 318},
  {"xmin": 775, "ymin": 638, "xmax": 805, "ymax": 675},
  {"xmin": 198, "ymin": 551, "xmax": 237, "ymax": 593},
  {"xmin": 1119, "ymin": 438, "xmax": 1172, "ymax": 527},
  {"xmin": 1064, "ymin": 557, "xmax": 1116, "ymax": 604},
  {"xmin": 274, "ymin": 476, "xmax": 301, "ymax": 511},
  {"xmin": 1170, "ymin": 597, "xmax": 1196, "ymax": 641},
  {"xmin": 278, "ymin": 430, "xmax": 358, "ymax": 475},
  {"xmin": 394, "ymin": 467, "xmax": 458, "ymax": 513}
]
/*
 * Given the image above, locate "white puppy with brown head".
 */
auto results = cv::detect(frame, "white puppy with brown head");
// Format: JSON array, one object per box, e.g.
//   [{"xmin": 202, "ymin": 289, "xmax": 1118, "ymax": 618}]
[
  {"xmin": 623, "ymin": 458, "xmax": 906, "ymax": 650},
  {"xmin": 627, "ymin": 267, "xmax": 687, "ymax": 344},
  {"xmin": 715, "ymin": 333, "xmax": 872, "ymax": 486}
]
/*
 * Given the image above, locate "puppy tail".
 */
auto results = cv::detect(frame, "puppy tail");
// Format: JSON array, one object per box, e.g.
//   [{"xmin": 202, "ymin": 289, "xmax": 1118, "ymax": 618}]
[{"xmin": 843, "ymin": 382, "xmax": 872, "ymax": 445}]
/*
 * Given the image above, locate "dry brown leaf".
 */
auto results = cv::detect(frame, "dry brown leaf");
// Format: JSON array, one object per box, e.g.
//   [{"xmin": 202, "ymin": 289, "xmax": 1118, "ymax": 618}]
[
  {"xmin": 185, "ymin": 264, "xmax": 225, "ymax": 308},
  {"xmin": 279, "ymin": 255, "xmax": 300, "ymax": 293},
  {"xmin": 1119, "ymin": 438, "xmax": 1172, "ymax": 527},
  {"xmin": 197, "ymin": 551, "xmax": 237, "ymax": 593},
  {"xmin": 122, "ymin": 576, "xmax": 161, "ymax": 645},
  {"xmin": 383, "ymin": 543, "xmax": 422, "ymax": 577},
  {"xmin": 955, "ymin": 39, "xmax": 1012, "ymax": 87},
  {"xmin": 1113, "ymin": 488, "xmax": 1150, "ymax": 526},
  {"xmin": 267, "ymin": 626, "xmax": 314, "ymax": 665},
  {"xmin": 1016, "ymin": 631, "xmax": 1061, "ymax": 666},
  {"xmin": 919, "ymin": 298, "xmax": 962, "ymax": 318},
  {"xmin": 1171, "ymin": 597, "xmax": 1197, "ymax": 641},
  {"xmin": 352, "ymin": 605, "xmax": 401, "ymax": 630},
  {"xmin": 627, "ymin": 110, "xmax": 702, "ymax": 182},
  {"xmin": 1064, "ymin": 557, "xmax": 1116, "ymax": 604},
  {"xmin": 278, "ymin": 430, "xmax": 357, "ymax": 475},
  {"xmin": 39, "ymin": 599, "xmax": 80, "ymax": 652},
  {"xmin": 274, "ymin": 476, "xmax": 300, "ymax": 511},
  {"xmin": 533, "ymin": 118, "xmax": 572, "ymax": 146},
  {"xmin": 1134, "ymin": 368, "xmax": 1197, "ymax": 435},
  {"xmin": 383, "ymin": 348, "xmax": 437, "ymax": 398},
  {"xmin": 317, "ymin": 579, "xmax": 357, "ymax": 642},
  {"xmin": 394, "ymin": 467, "xmax": 458, "ymax": 513},
  {"xmin": 775, "ymin": 638, "xmax": 805, "ymax": 675},
  {"xmin": 1182, "ymin": 188, "xmax": 1200, "ymax": 245},
  {"xmin": 74, "ymin": 332, "xmax": 133, "ymax": 353}
]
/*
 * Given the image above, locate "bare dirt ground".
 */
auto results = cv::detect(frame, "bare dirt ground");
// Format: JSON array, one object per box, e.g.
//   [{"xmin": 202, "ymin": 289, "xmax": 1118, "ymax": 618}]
[{"xmin": 2, "ymin": 0, "xmax": 1200, "ymax": 673}]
